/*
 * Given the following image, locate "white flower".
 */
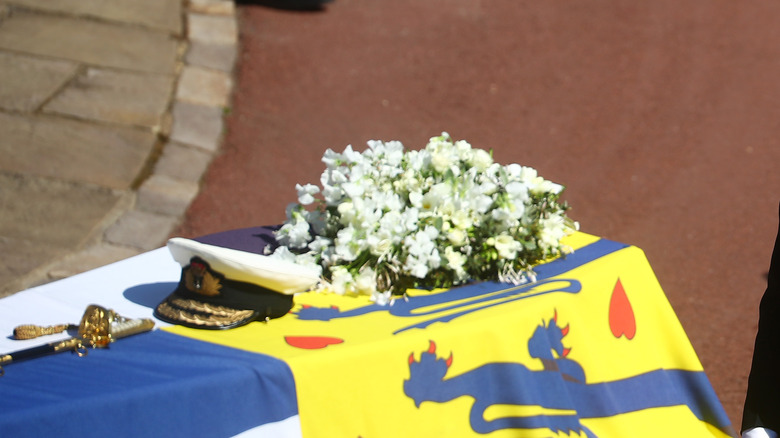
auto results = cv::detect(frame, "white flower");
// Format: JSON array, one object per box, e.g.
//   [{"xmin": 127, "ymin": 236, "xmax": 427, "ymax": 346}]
[
  {"xmin": 367, "ymin": 233, "xmax": 393, "ymax": 257},
  {"xmin": 444, "ymin": 247, "xmax": 468, "ymax": 281},
  {"xmin": 454, "ymin": 139, "xmax": 473, "ymax": 160},
  {"xmin": 355, "ymin": 267, "xmax": 377, "ymax": 295},
  {"xmin": 277, "ymin": 206, "xmax": 311, "ymax": 249},
  {"xmin": 401, "ymin": 208, "xmax": 420, "ymax": 233},
  {"xmin": 405, "ymin": 227, "xmax": 436, "ymax": 258},
  {"xmin": 420, "ymin": 185, "xmax": 447, "ymax": 213},
  {"xmin": 337, "ymin": 201, "xmax": 356, "ymax": 225},
  {"xmin": 494, "ymin": 234, "xmax": 521, "ymax": 259},
  {"xmin": 538, "ymin": 215, "xmax": 568, "ymax": 252},
  {"xmin": 330, "ymin": 266, "xmax": 354, "ymax": 295},
  {"xmin": 408, "ymin": 191, "xmax": 423, "ymax": 209},
  {"xmin": 341, "ymin": 144, "xmax": 363, "ymax": 164},
  {"xmin": 308, "ymin": 235, "xmax": 332, "ymax": 253},
  {"xmin": 446, "ymin": 228, "xmax": 467, "ymax": 246},
  {"xmin": 540, "ymin": 180, "xmax": 564, "ymax": 195},
  {"xmin": 334, "ymin": 226, "xmax": 362, "ymax": 261},
  {"xmin": 478, "ymin": 181, "xmax": 498, "ymax": 196},
  {"xmin": 471, "ymin": 194, "xmax": 494, "ymax": 214},
  {"xmin": 296, "ymin": 183, "xmax": 320, "ymax": 205},
  {"xmin": 406, "ymin": 149, "xmax": 427, "ymax": 172},
  {"xmin": 505, "ymin": 181, "xmax": 529, "ymax": 202},
  {"xmin": 342, "ymin": 181, "xmax": 365, "ymax": 198},
  {"xmin": 404, "ymin": 255, "xmax": 429, "ymax": 278},
  {"xmin": 306, "ymin": 209, "xmax": 328, "ymax": 235},
  {"xmin": 470, "ymin": 148, "xmax": 493, "ymax": 171},
  {"xmin": 371, "ymin": 290, "xmax": 393, "ymax": 306},
  {"xmin": 321, "ymin": 148, "xmax": 342, "ymax": 167},
  {"xmin": 451, "ymin": 209, "xmax": 472, "ymax": 230},
  {"xmin": 431, "ymin": 151, "xmax": 453, "ymax": 173}
]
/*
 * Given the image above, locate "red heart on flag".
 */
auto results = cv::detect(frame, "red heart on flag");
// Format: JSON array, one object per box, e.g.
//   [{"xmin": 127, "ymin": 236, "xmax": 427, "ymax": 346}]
[
  {"xmin": 609, "ymin": 278, "xmax": 636, "ymax": 340},
  {"xmin": 285, "ymin": 336, "xmax": 344, "ymax": 349}
]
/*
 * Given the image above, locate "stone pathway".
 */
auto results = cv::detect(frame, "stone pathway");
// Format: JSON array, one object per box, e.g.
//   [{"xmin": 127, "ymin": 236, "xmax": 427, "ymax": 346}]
[{"xmin": 0, "ymin": 0, "xmax": 237, "ymax": 297}]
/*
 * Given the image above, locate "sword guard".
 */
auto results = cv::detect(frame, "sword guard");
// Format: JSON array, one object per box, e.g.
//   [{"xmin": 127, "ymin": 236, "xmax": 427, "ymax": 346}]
[{"xmin": 78, "ymin": 304, "xmax": 115, "ymax": 348}]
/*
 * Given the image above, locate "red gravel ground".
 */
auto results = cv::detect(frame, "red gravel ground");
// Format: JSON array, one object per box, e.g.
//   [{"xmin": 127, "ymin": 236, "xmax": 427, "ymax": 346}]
[{"xmin": 174, "ymin": 1, "xmax": 780, "ymax": 428}]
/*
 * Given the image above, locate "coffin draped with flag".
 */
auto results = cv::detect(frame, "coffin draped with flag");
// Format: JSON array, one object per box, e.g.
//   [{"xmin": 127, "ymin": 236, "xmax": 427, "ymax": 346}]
[
  {"xmin": 0, "ymin": 226, "xmax": 734, "ymax": 437},
  {"xmin": 164, "ymin": 227, "xmax": 735, "ymax": 438}
]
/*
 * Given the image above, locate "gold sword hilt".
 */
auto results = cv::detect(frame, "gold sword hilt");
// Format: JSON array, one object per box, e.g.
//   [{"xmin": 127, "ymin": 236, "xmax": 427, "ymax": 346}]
[{"xmin": 77, "ymin": 304, "xmax": 155, "ymax": 347}]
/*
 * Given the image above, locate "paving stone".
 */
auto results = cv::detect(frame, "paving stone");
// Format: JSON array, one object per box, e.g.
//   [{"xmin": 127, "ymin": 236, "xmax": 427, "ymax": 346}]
[
  {"xmin": 0, "ymin": 51, "xmax": 78, "ymax": 112},
  {"xmin": 0, "ymin": 10, "xmax": 180, "ymax": 74},
  {"xmin": 0, "ymin": 235, "xmax": 67, "ymax": 297},
  {"xmin": 7, "ymin": 0, "xmax": 183, "ymax": 35},
  {"xmin": 189, "ymin": 0, "xmax": 235, "ymax": 16},
  {"xmin": 0, "ymin": 172, "xmax": 122, "ymax": 249},
  {"xmin": 137, "ymin": 174, "xmax": 199, "ymax": 217},
  {"xmin": 44, "ymin": 67, "xmax": 175, "ymax": 129},
  {"xmin": 155, "ymin": 141, "xmax": 214, "ymax": 183},
  {"xmin": 170, "ymin": 100, "xmax": 224, "ymax": 151},
  {"xmin": 186, "ymin": 39, "xmax": 237, "ymax": 72},
  {"xmin": 188, "ymin": 12, "xmax": 237, "ymax": 45},
  {"xmin": 46, "ymin": 243, "xmax": 141, "ymax": 281},
  {"xmin": 176, "ymin": 65, "xmax": 232, "ymax": 107},
  {"xmin": 0, "ymin": 113, "xmax": 156, "ymax": 190},
  {"xmin": 104, "ymin": 209, "xmax": 178, "ymax": 251}
]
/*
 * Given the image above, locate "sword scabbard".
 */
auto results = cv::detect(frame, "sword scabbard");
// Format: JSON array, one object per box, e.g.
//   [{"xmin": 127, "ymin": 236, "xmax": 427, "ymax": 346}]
[{"xmin": 0, "ymin": 337, "xmax": 84, "ymax": 366}]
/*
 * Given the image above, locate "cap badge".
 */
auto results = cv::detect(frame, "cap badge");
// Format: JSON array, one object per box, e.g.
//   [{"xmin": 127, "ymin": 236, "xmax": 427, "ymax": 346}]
[{"xmin": 184, "ymin": 259, "xmax": 222, "ymax": 296}]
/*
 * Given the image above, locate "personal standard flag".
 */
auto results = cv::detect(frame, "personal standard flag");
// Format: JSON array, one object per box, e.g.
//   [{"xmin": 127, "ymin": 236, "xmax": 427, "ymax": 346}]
[{"xmin": 165, "ymin": 231, "xmax": 735, "ymax": 437}]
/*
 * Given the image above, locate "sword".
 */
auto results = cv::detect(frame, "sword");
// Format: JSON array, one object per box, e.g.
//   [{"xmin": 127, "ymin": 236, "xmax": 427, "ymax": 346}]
[{"xmin": 0, "ymin": 304, "xmax": 155, "ymax": 375}]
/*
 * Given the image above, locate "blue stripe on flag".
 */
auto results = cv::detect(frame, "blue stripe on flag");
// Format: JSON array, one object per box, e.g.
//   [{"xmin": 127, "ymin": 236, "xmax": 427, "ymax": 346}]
[{"xmin": 0, "ymin": 330, "xmax": 298, "ymax": 438}]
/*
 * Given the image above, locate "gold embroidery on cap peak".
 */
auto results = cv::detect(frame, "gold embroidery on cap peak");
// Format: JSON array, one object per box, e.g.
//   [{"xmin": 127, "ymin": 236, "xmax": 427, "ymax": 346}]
[
  {"xmin": 169, "ymin": 298, "xmax": 247, "ymax": 317},
  {"xmin": 157, "ymin": 300, "xmax": 255, "ymax": 327}
]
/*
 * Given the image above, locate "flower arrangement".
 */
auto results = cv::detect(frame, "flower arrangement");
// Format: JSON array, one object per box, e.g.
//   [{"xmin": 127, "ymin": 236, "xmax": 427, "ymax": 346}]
[{"xmin": 270, "ymin": 133, "xmax": 578, "ymax": 304}]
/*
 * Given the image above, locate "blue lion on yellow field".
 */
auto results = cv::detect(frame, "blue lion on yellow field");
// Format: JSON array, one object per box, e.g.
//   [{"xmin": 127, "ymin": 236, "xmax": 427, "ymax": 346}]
[{"xmin": 403, "ymin": 311, "xmax": 732, "ymax": 437}]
